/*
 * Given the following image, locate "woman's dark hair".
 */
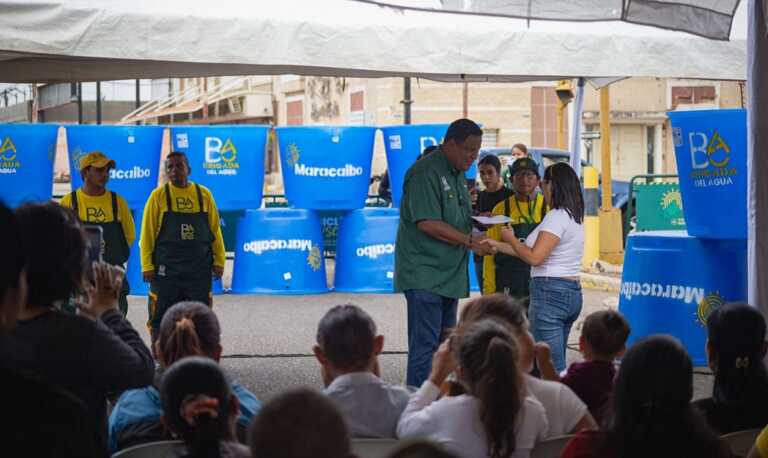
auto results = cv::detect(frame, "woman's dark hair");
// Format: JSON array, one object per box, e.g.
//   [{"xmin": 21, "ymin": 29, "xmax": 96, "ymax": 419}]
[
  {"xmin": 602, "ymin": 335, "xmax": 723, "ymax": 458},
  {"xmin": 543, "ymin": 162, "xmax": 584, "ymax": 224},
  {"xmin": 444, "ymin": 118, "xmax": 483, "ymax": 144},
  {"xmin": 706, "ymin": 303, "xmax": 768, "ymax": 403},
  {"xmin": 456, "ymin": 319, "xmax": 522, "ymax": 458},
  {"xmin": 157, "ymin": 302, "xmax": 222, "ymax": 367},
  {"xmin": 15, "ymin": 202, "xmax": 86, "ymax": 308},
  {"xmin": 0, "ymin": 201, "xmax": 24, "ymax": 300},
  {"xmin": 316, "ymin": 304, "xmax": 376, "ymax": 371},
  {"xmin": 161, "ymin": 356, "xmax": 233, "ymax": 458},
  {"xmin": 459, "ymin": 293, "xmax": 526, "ymax": 334},
  {"xmin": 512, "ymin": 143, "xmax": 528, "ymax": 154},
  {"xmin": 478, "ymin": 154, "xmax": 502, "ymax": 174},
  {"xmin": 389, "ymin": 440, "xmax": 458, "ymax": 458}
]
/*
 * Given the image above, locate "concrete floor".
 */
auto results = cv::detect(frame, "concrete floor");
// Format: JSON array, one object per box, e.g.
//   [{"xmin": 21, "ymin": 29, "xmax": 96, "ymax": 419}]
[{"xmin": 123, "ymin": 287, "xmax": 714, "ymax": 402}]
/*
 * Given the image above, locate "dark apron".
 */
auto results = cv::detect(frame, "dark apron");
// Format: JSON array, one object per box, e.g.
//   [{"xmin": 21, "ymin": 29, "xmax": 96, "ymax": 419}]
[
  {"xmin": 153, "ymin": 183, "xmax": 214, "ymax": 279},
  {"xmin": 71, "ymin": 190, "xmax": 130, "ymax": 294},
  {"xmin": 494, "ymin": 196, "xmax": 543, "ymax": 297}
]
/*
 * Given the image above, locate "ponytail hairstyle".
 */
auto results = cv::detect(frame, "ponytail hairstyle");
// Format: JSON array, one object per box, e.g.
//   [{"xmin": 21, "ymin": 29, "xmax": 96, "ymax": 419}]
[
  {"xmin": 706, "ymin": 303, "xmax": 768, "ymax": 403},
  {"xmin": 160, "ymin": 356, "xmax": 234, "ymax": 458},
  {"xmin": 543, "ymin": 162, "xmax": 584, "ymax": 224},
  {"xmin": 157, "ymin": 301, "xmax": 221, "ymax": 367},
  {"xmin": 455, "ymin": 320, "xmax": 522, "ymax": 458}
]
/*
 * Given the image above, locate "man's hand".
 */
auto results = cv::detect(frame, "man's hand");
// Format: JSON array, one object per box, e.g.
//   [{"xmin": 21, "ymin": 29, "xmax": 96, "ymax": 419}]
[
  {"xmin": 428, "ymin": 339, "xmax": 457, "ymax": 387},
  {"xmin": 469, "ymin": 187, "xmax": 479, "ymax": 206},
  {"xmin": 212, "ymin": 266, "xmax": 224, "ymax": 279},
  {"xmin": 80, "ymin": 262, "xmax": 123, "ymax": 319},
  {"xmin": 142, "ymin": 270, "xmax": 155, "ymax": 283},
  {"xmin": 470, "ymin": 234, "xmax": 493, "ymax": 256}
]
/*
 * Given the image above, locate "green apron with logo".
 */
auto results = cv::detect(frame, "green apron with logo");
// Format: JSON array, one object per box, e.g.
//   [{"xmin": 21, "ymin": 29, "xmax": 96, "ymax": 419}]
[
  {"xmin": 494, "ymin": 195, "xmax": 543, "ymax": 298},
  {"xmin": 71, "ymin": 190, "xmax": 131, "ymax": 314},
  {"xmin": 153, "ymin": 183, "xmax": 214, "ymax": 278}
]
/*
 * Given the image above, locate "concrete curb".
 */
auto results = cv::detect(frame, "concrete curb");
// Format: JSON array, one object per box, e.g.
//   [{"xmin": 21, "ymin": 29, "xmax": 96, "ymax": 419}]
[{"xmin": 580, "ymin": 272, "xmax": 621, "ymax": 292}]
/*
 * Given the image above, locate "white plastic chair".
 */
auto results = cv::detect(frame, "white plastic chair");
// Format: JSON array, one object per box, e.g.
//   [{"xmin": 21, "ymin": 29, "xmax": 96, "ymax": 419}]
[
  {"xmin": 720, "ymin": 429, "xmax": 762, "ymax": 458},
  {"xmin": 351, "ymin": 438, "xmax": 402, "ymax": 458},
  {"xmin": 530, "ymin": 434, "xmax": 575, "ymax": 458},
  {"xmin": 111, "ymin": 440, "xmax": 182, "ymax": 458}
]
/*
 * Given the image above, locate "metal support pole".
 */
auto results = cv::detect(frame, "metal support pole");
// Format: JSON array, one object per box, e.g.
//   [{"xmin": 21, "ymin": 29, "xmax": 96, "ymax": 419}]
[
  {"xmin": 96, "ymin": 81, "xmax": 102, "ymax": 125},
  {"xmin": 202, "ymin": 77, "xmax": 209, "ymax": 120},
  {"xmin": 600, "ymin": 86, "xmax": 612, "ymax": 210},
  {"xmin": 77, "ymin": 82, "xmax": 83, "ymax": 124},
  {"xmin": 403, "ymin": 77, "xmax": 412, "ymax": 124},
  {"xmin": 462, "ymin": 82, "xmax": 469, "ymax": 118},
  {"xmin": 557, "ymin": 99, "xmax": 567, "ymax": 149},
  {"xmin": 135, "ymin": 79, "xmax": 141, "ymax": 125}
]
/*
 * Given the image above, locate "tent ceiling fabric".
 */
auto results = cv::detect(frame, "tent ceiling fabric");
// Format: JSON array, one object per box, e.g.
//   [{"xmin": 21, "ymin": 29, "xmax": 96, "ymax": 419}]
[
  {"xmin": 355, "ymin": 0, "xmax": 742, "ymax": 40},
  {"xmin": 0, "ymin": 0, "xmax": 746, "ymax": 83}
]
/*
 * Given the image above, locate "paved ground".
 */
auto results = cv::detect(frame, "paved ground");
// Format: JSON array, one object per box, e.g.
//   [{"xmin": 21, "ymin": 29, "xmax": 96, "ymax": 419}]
[{"xmin": 123, "ymin": 286, "xmax": 715, "ymax": 402}]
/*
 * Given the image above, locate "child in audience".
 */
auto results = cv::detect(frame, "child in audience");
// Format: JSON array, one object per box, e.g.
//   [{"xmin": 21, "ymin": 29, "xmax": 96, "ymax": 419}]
[
  {"xmin": 560, "ymin": 335, "xmax": 728, "ymax": 458},
  {"xmin": 249, "ymin": 387, "xmax": 352, "ymax": 458},
  {"xmin": 459, "ymin": 294, "xmax": 596, "ymax": 436},
  {"xmin": 109, "ymin": 301, "xmax": 260, "ymax": 453},
  {"xmin": 313, "ymin": 304, "xmax": 410, "ymax": 438},
  {"xmin": 536, "ymin": 309, "xmax": 629, "ymax": 424},
  {"xmin": 388, "ymin": 440, "xmax": 458, "ymax": 458},
  {"xmin": 161, "ymin": 356, "xmax": 250, "ymax": 458},
  {"xmin": 397, "ymin": 319, "xmax": 548, "ymax": 458},
  {"xmin": 693, "ymin": 302, "xmax": 768, "ymax": 434}
]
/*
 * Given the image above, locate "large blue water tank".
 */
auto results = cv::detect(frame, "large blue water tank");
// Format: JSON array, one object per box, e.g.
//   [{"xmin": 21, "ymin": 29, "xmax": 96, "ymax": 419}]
[
  {"xmin": 231, "ymin": 209, "xmax": 328, "ymax": 294},
  {"xmin": 334, "ymin": 208, "xmax": 399, "ymax": 293},
  {"xmin": 170, "ymin": 125, "xmax": 268, "ymax": 211},
  {"xmin": 276, "ymin": 126, "xmax": 376, "ymax": 210},
  {"xmin": 66, "ymin": 125, "xmax": 163, "ymax": 210},
  {"xmin": 126, "ymin": 208, "xmax": 224, "ymax": 296},
  {"xmin": 619, "ymin": 230, "xmax": 747, "ymax": 365},
  {"xmin": 0, "ymin": 124, "xmax": 58, "ymax": 208}
]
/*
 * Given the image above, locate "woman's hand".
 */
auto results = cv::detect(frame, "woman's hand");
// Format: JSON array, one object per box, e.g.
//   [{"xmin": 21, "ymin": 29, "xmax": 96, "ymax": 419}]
[
  {"xmin": 480, "ymin": 237, "xmax": 516, "ymax": 256},
  {"xmin": 428, "ymin": 339, "xmax": 457, "ymax": 387},
  {"xmin": 500, "ymin": 226, "xmax": 520, "ymax": 245},
  {"xmin": 80, "ymin": 262, "xmax": 123, "ymax": 319}
]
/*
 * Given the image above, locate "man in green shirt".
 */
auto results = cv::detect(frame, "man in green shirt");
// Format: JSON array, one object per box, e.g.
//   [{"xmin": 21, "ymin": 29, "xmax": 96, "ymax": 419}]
[{"xmin": 395, "ymin": 118, "xmax": 491, "ymax": 387}]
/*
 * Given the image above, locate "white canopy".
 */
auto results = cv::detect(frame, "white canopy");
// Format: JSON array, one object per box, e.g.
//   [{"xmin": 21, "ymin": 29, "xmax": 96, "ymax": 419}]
[{"xmin": 0, "ymin": 0, "xmax": 747, "ymax": 83}]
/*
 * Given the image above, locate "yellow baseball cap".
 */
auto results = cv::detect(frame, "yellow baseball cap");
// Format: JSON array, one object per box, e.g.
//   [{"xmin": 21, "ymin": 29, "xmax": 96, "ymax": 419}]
[{"xmin": 78, "ymin": 151, "xmax": 116, "ymax": 172}]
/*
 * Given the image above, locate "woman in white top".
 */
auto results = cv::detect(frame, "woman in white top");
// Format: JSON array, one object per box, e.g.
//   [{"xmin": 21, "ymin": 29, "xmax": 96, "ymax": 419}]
[
  {"xmin": 483, "ymin": 163, "xmax": 585, "ymax": 373},
  {"xmin": 397, "ymin": 319, "xmax": 548, "ymax": 458}
]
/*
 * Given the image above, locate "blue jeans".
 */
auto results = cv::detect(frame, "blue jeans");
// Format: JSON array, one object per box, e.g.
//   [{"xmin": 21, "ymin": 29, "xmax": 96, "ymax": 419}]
[
  {"xmin": 404, "ymin": 290, "xmax": 458, "ymax": 387},
  {"xmin": 529, "ymin": 277, "xmax": 582, "ymax": 373}
]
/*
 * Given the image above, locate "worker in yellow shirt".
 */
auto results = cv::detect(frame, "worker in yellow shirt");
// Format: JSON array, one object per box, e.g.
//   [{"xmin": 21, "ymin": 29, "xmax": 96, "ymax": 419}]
[
  {"xmin": 60, "ymin": 151, "xmax": 135, "ymax": 315},
  {"xmin": 140, "ymin": 152, "xmax": 225, "ymax": 341},
  {"xmin": 483, "ymin": 157, "xmax": 546, "ymax": 309}
]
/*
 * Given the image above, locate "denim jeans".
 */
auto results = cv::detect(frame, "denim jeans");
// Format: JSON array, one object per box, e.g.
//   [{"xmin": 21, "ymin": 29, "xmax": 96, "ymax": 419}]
[
  {"xmin": 529, "ymin": 277, "xmax": 583, "ymax": 373},
  {"xmin": 404, "ymin": 290, "xmax": 458, "ymax": 387}
]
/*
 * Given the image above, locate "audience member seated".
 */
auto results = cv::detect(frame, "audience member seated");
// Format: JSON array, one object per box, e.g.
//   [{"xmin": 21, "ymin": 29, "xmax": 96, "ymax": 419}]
[
  {"xmin": 397, "ymin": 319, "xmax": 548, "ymax": 458},
  {"xmin": 388, "ymin": 440, "xmax": 458, "ymax": 458},
  {"xmin": 561, "ymin": 335, "xmax": 728, "ymax": 458},
  {"xmin": 0, "ymin": 202, "xmax": 153, "ymax": 447},
  {"xmin": 161, "ymin": 356, "xmax": 251, "ymax": 458},
  {"xmin": 536, "ymin": 309, "xmax": 629, "ymax": 424},
  {"xmin": 313, "ymin": 304, "xmax": 410, "ymax": 438},
  {"xmin": 0, "ymin": 201, "xmax": 105, "ymax": 457},
  {"xmin": 109, "ymin": 301, "xmax": 260, "ymax": 453},
  {"xmin": 249, "ymin": 387, "xmax": 353, "ymax": 458},
  {"xmin": 693, "ymin": 302, "xmax": 768, "ymax": 435},
  {"xmin": 459, "ymin": 294, "xmax": 597, "ymax": 436}
]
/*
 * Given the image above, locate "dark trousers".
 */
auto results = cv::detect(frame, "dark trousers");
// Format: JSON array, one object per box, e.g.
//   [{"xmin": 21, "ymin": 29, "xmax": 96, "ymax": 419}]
[
  {"xmin": 404, "ymin": 290, "xmax": 458, "ymax": 388},
  {"xmin": 148, "ymin": 274, "xmax": 212, "ymax": 341}
]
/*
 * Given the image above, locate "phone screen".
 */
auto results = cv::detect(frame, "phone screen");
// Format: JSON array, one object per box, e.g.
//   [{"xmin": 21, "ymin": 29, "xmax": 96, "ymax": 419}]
[{"xmin": 83, "ymin": 225, "xmax": 103, "ymax": 281}]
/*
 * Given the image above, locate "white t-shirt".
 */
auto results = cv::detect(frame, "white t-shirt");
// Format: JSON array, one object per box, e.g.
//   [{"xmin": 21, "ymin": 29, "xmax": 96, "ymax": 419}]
[
  {"xmin": 525, "ymin": 208, "xmax": 584, "ymax": 278},
  {"xmin": 525, "ymin": 375, "xmax": 588, "ymax": 437},
  {"xmin": 397, "ymin": 381, "xmax": 549, "ymax": 458}
]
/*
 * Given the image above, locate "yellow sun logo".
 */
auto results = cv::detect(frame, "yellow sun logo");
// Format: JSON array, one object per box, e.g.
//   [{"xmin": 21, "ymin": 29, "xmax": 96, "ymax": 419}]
[
  {"xmin": 696, "ymin": 292, "xmax": 725, "ymax": 327},
  {"xmin": 307, "ymin": 246, "xmax": 322, "ymax": 271},
  {"xmin": 286, "ymin": 143, "xmax": 300, "ymax": 167}
]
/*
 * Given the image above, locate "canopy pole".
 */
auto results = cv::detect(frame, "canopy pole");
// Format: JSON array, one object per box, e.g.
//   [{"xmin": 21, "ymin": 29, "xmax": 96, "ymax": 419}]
[
  {"xmin": 569, "ymin": 78, "xmax": 585, "ymax": 176},
  {"xmin": 600, "ymin": 86, "xmax": 612, "ymax": 210},
  {"xmin": 403, "ymin": 77, "xmax": 412, "ymax": 124},
  {"xmin": 77, "ymin": 82, "xmax": 83, "ymax": 124},
  {"xmin": 96, "ymin": 81, "xmax": 102, "ymax": 125},
  {"xmin": 462, "ymin": 82, "xmax": 468, "ymax": 118}
]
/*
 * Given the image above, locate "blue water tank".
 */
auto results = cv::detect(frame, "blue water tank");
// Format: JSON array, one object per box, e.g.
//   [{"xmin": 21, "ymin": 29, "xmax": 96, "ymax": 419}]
[
  {"xmin": 276, "ymin": 126, "xmax": 376, "ymax": 209},
  {"xmin": 334, "ymin": 208, "xmax": 399, "ymax": 293},
  {"xmin": 126, "ymin": 208, "xmax": 224, "ymax": 296},
  {"xmin": 619, "ymin": 231, "xmax": 747, "ymax": 365},
  {"xmin": 668, "ymin": 109, "xmax": 746, "ymax": 239},
  {"xmin": 170, "ymin": 125, "xmax": 268, "ymax": 211},
  {"xmin": 0, "ymin": 124, "xmax": 58, "ymax": 208},
  {"xmin": 231, "ymin": 209, "xmax": 328, "ymax": 294},
  {"xmin": 66, "ymin": 125, "xmax": 163, "ymax": 210}
]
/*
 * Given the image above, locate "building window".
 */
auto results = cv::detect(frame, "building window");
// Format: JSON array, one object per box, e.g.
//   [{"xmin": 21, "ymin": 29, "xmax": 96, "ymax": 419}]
[
  {"xmin": 531, "ymin": 87, "xmax": 567, "ymax": 148},
  {"xmin": 348, "ymin": 90, "xmax": 365, "ymax": 125},
  {"xmin": 670, "ymin": 86, "xmax": 717, "ymax": 109},
  {"xmin": 286, "ymin": 98, "xmax": 303, "ymax": 126},
  {"xmin": 481, "ymin": 129, "xmax": 499, "ymax": 148}
]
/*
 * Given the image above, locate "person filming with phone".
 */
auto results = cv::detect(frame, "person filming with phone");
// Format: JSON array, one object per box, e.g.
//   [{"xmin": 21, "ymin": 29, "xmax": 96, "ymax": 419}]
[{"xmin": 60, "ymin": 151, "xmax": 135, "ymax": 316}]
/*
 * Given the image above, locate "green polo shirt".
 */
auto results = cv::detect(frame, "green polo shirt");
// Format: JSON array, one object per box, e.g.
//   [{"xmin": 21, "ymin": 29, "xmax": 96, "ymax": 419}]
[{"xmin": 394, "ymin": 147, "xmax": 473, "ymax": 298}]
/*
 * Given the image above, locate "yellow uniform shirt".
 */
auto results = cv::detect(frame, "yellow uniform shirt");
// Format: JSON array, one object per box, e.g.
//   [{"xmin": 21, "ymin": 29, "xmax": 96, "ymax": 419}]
[
  {"xmin": 482, "ymin": 193, "xmax": 546, "ymax": 294},
  {"xmin": 756, "ymin": 425, "xmax": 768, "ymax": 458},
  {"xmin": 60, "ymin": 189, "xmax": 136, "ymax": 247},
  {"xmin": 139, "ymin": 182, "xmax": 226, "ymax": 272}
]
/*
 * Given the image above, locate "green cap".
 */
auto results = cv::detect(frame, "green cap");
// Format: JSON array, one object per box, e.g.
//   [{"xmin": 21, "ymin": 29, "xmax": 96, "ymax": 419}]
[{"xmin": 510, "ymin": 157, "xmax": 539, "ymax": 176}]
